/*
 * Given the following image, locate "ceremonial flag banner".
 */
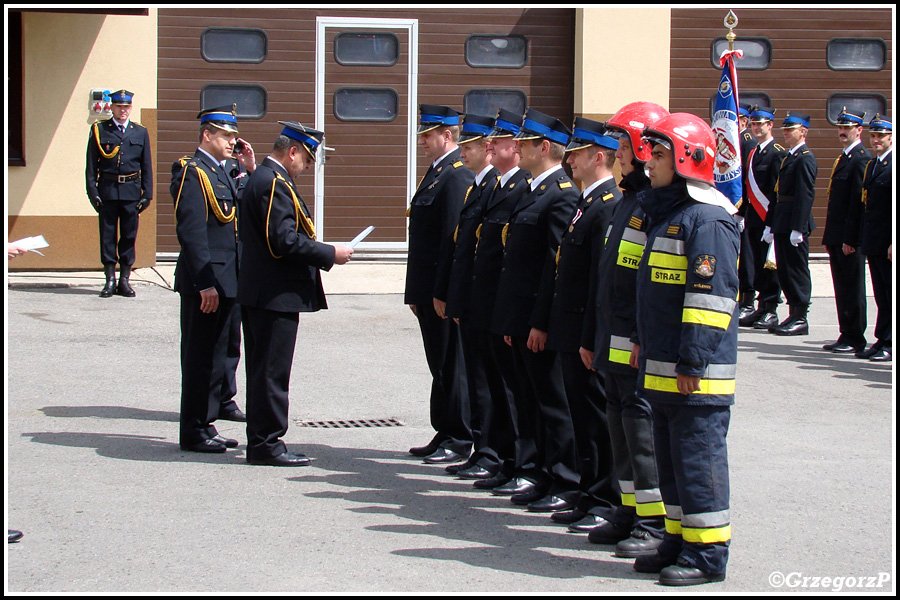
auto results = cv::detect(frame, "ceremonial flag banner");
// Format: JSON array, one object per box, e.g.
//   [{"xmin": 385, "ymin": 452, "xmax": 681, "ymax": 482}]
[{"xmin": 712, "ymin": 49, "xmax": 744, "ymax": 205}]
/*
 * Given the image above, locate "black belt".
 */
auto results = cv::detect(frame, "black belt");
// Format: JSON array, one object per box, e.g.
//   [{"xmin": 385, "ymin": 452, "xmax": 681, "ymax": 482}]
[{"xmin": 100, "ymin": 172, "xmax": 140, "ymax": 184}]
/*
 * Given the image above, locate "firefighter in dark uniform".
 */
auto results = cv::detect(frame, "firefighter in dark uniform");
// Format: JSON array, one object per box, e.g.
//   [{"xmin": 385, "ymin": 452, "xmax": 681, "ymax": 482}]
[
  {"xmin": 739, "ymin": 106, "xmax": 787, "ymax": 329},
  {"xmin": 821, "ymin": 108, "xmax": 871, "ymax": 354},
  {"xmin": 433, "ymin": 113, "xmax": 501, "ymax": 479},
  {"xmin": 580, "ymin": 102, "xmax": 670, "ymax": 554},
  {"xmin": 85, "ymin": 90, "xmax": 153, "ymax": 297},
  {"xmin": 237, "ymin": 121, "xmax": 353, "ymax": 465},
  {"xmin": 855, "ymin": 114, "xmax": 892, "ymax": 362},
  {"xmin": 764, "ymin": 112, "xmax": 817, "ymax": 336},
  {"xmin": 406, "ymin": 105, "xmax": 475, "ymax": 465},
  {"xmin": 539, "ymin": 117, "xmax": 622, "ymax": 527},
  {"xmin": 736, "ymin": 102, "xmax": 757, "ymax": 319},
  {"xmin": 491, "ymin": 109, "xmax": 580, "ymax": 511},
  {"xmin": 171, "ymin": 105, "xmax": 243, "ymax": 453},
  {"xmin": 633, "ymin": 113, "xmax": 739, "ymax": 586},
  {"xmin": 466, "ymin": 110, "xmax": 532, "ymax": 492}
]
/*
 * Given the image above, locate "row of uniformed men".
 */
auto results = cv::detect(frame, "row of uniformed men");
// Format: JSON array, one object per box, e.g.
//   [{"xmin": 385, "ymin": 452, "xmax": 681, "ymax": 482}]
[
  {"xmin": 735, "ymin": 103, "xmax": 892, "ymax": 362},
  {"xmin": 405, "ymin": 101, "xmax": 742, "ymax": 586}
]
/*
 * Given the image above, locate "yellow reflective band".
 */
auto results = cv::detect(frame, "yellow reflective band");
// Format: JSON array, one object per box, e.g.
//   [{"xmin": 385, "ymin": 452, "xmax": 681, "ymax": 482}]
[
  {"xmin": 636, "ymin": 501, "xmax": 666, "ymax": 517},
  {"xmin": 619, "ymin": 238, "xmax": 645, "ymax": 258},
  {"xmin": 644, "ymin": 375, "xmax": 736, "ymax": 395},
  {"xmin": 648, "ymin": 251, "xmax": 688, "ymax": 270},
  {"xmin": 609, "ymin": 347, "xmax": 632, "ymax": 365},
  {"xmin": 683, "ymin": 308, "xmax": 732, "ymax": 330},
  {"xmin": 665, "ymin": 518, "xmax": 682, "ymax": 536},
  {"xmin": 651, "ymin": 268, "xmax": 685, "ymax": 285},
  {"xmin": 621, "ymin": 493, "xmax": 636, "ymax": 508},
  {"xmin": 617, "ymin": 253, "xmax": 641, "ymax": 270},
  {"xmin": 682, "ymin": 524, "xmax": 732, "ymax": 544}
]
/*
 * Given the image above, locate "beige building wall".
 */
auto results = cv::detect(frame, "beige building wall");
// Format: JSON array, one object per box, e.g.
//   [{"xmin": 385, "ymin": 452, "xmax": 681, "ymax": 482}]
[
  {"xmin": 8, "ymin": 10, "xmax": 158, "ymax": 270},
  {"xmin": 574, "ymin": 7, "xmax": 671, "ymax": 120}
]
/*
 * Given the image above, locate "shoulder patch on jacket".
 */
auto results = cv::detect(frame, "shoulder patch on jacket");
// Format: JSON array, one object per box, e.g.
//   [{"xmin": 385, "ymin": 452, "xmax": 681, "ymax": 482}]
[
  {"xmin": 773, "ymin": 144, "xmax": 785, "ymax": 151},
  {"xmin": 602, "ymin": 193, "xmax": 615, "ymax": 202},
  {"xmin": 693, "ymin": 255, "xmax": 716, "ymax": 278},
  {"xmin": 452, "ymin": 161, "xmax": 464, "ymax": 169},
  {"xmin": 558, "ymin": 181, "xmax": 573, "ymax": 189},
  {"xmin": 666, "ymin": 224, "xmax": 681, "ymax": 236}
]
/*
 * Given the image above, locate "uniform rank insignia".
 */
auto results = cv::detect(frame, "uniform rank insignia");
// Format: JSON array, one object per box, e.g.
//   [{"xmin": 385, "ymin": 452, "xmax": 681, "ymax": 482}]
[
  {"xmin": 629, "ymin": 216, "xmax": 643, "ymax": 230},
  {"xmin": 666, "ymin": 224, "xmax": 681, "ymax": 236},
  {"xmin": 559, "ymin": 181, "xmax": 573, "ymax": 189},
  {"xmin": 602, "ymin": 193, "xmax": 615, "ymax": 202},
  {"xmin": 453, "ymin": 161, "xmax": 464, "ymax": 169},
  {"xmin": 694, "ymin": 255, "xmax": 716, "ymax": 278}
]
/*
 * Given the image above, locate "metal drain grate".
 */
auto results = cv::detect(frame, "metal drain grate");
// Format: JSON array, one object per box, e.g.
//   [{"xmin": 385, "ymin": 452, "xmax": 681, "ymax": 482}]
[{"xmin": 297, "ymin": 418, "xmax": 405, "ymax": 428}]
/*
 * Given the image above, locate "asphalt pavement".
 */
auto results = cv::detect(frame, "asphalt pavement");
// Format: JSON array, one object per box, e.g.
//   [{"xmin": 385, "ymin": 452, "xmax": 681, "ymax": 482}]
[{"xmin": 4, "ymin": 260, "xmax": 895, "ymax": 593}]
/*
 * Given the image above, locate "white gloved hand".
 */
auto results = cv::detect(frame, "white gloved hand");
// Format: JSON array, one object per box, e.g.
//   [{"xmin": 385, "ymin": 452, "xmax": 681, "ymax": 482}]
[
  {"xmin": 761, "ymin": 226, "xmax": 774, "ymax": 244},
  {"xmin": 735, "ymin": 215, "xmax": 745, "ymax": 233},
  {"xmin": 790, "ymin": 230, "xmax": 804, "ymax": 247}
]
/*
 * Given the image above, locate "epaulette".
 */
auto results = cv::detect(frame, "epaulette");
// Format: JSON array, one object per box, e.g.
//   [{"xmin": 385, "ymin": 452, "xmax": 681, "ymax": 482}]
[
  {"xmin": 452, "ymin": 161, "xmax": 464, "ymax": 169},
  {"xmin": 773, "ymin": 144, "xmax": 785, "ymax": 151},
  {"xmin": 801, "ymin": 150, "xmax": 810, "ymax": 155},
  {"xmin": 602, "ymin": 192, "xmax": 615, "ymax": 202},
  {"xmin": 526, "ymin": 178, "xmax": 533, "ymax": 184},
  {"xmin": 558, "ymin": 180, "xmax": 573, "ymax": 190}
]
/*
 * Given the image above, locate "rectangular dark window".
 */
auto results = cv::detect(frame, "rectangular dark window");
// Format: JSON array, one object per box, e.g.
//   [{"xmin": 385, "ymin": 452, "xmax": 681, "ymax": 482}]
[
  {"xmin": 333, "ymin": 88, "xmax": 398, "ymax": 122},
  {"xmin": 334, "ymin": 33, "xmax": 399, "ymax": 66},
  {"xmin": 201, "ymin": 28, "xmax": 268, "ymax": 63},
  {"xmin": 9, "ymin": 11, "xmax": 25, "ymax": 166},
  {"xmin": 827, "ymin": 38, "xmax": 886, "ymax": 71},
  {"xmin": 464, "ymin": 89, "xmax": 527, "ymax": 118},
  {"xmin": 826, "ymin": 94, "xmax": 886, "ymax": 125},
  {"xmin": 465, "ymin": 35, "xmax": 528, "ymax": 69},
  {"xmin": 200, "ymin": 85, "xmax": 267, "ymax": 119},
  {"xmin": 711, "ymin": 37, "xmax": 772, "ymax": 70}
]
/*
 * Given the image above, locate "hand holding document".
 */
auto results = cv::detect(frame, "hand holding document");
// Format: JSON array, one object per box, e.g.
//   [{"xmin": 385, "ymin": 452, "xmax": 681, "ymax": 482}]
[
  {"xmin": 11, "ymin": 235, "xmax": 49, "ymax": 256},
  {"xmin": 348, "ymin": 226, "xmax": 375, "ymax": 249}
]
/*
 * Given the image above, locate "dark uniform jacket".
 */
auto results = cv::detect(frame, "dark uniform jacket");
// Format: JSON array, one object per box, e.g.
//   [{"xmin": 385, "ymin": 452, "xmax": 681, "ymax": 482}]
[
  {"xmin": 767, "ymin": 143, "xmax": 817, "ymax": 235},
  {"xmin": 822, "ymin": 142, "xmax": 871, "ymax": 248},
  {"xmin": 745, "ymin": 139, "xmax": 787, "ymax": 226},
  {"xmin": 438, "ymin": 167, "xmax": 501, "ymax": 319},
  {"xmin": 544, "ymin": 176, "xmax": 622, "ymax": 353},
  {"xmin": 86, "ymin": 118, "xmax": 153, "ymax": 202},
  {"xmin": 492, "ymin": 166, "xmax": 580, "ymax": 338},
  {"xmin": 467, "ymin": 168, "xmax": 532, "ymax": 333},
  {"xmin": 635, "ymin": 181, "xmax": 740, "ymax": 406},
  {"xmin": 737, "ymin": 128, "xmax": 756, "ymax": 215},
  {"xmin": 860, "ymin": 151, "xmax": 893, "ymax": 256},
  {"xmin": 405, "ymin": 148, "xmax": 475, "ymax": 306},
  {"xmin": 237, "ymin": 157, "xmax": 336, "ymax": 313},
  {"xmin": 171, "ymin": 150, "xmax": 239, "ymax": 298}
]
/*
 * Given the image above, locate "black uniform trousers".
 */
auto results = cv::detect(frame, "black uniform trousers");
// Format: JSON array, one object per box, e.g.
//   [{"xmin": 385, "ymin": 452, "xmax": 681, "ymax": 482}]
[
  {"xmin": 773, "ymin": 233, "xmax": 812, "ymax": 308},
  {"xmin": 559, "ymin": 352, "xmax": 618, "ymax": 516},
  {"xmin": 826, "ymin": 245, "xmax": 867, "ymax": 348},
  {"xmin": 218, "ymin": 302, "xmax": 243, "ymax": 415},
  {"xmin": 459, "ymin": 322, "xmax": 502, "ymax": 470},
  {"xmin": 866, "ymin": 254, "xmax": 892, "ymax": 346},
  {"xmin": 179, "ymin": 294, "xmax": 235, "ymax": 446},
  {"xmin": 509, "ymin": 336, "xmax": 579, "ymax": 500},
  {"xmin": 741, "ymin": 217, "xmax": 781, "ymax": 306},
  {"xmin": 414, "ymin": 304, "xmax": 471, "ymax": 455},
  {"xmin": 241, "ymin": 305, "xmax": 299, "ymax": 460},
  {"xmin": 98, "ymin": 199, "xmax": 140, "ymax": 267}
]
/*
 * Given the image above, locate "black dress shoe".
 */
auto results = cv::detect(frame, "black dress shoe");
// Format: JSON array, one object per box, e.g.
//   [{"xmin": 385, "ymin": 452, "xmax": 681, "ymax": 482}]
[
  {"xmin": 8, "ymin": 530, "xmax": 23, "ymax": 543},
  {"xmin": 752, "ymin": 311, "xmax": 779, "ymax": 329},
  {"xmin": 115, "ymin": 279, "xmax": 136, "ymax": 297},
  {"xmin": 474, "ymin": 472, "xmax": 512, "ymax": 490},
  {"xmin": 491, "ymin": 477, "xmax": 536, "ymax": 496},
  {"xmin": 588, "ymin": 520, "xmax": 632, "ymax": 544},
  {"xmin": 830, "ymin": 343, "xmax": 862, "ymax": 354},
  {"xmin": 855, "ymin": 342, "xmax": 884, "ymax": 359},
  {"xmin": 550, "ymin": 508, "xmax": 587, "ymax": 524},
  {"xmin": 869, "ymin": 347, "xmax": 892, "ymax": 362},
  {"xmin": 99, "ymin": 280, "xmax": 117, "ymax": 298},
  {"xmin": 456, "ymin": 465, "xmax": 496, "ymax": 480},
  {"xmin": 423, "ymin": 448, "xmax": 466, "ymax": 464},
  {"xmin": 181, "ymin": 439, "xmax": 227, "ymax": 453},
  {"xmin": 409, "ymin": 443, "xmax": 439, "ymax": 457},
  {"xmin": 212, "ymin": 434, "xmax": 239, "ymax": 448},
  {"xmin": 445, "ymin": 459, "xmax": 475, "ymax": 475},
  {"xmin": 526, "ymin": 494, "xmax": 574, "ymax": 513},
  {"xmin": 511, "ymin": 485, "xmax": 549, "ymax": 506},
  {"xmin": 615, "ymin": 529, "xmax": 663, "ymax": 558},
  {"xmin": 568, "ymin": 514, "xmax": 610, "ymax": 533},
  {"xmin": 247, "ymin": 451, "xmax": 311, "ymax": 466},
  {"xmin": 822, "ymin": 340, "xmax": 840, "ymax": 351},
  {"xmin": 659, "ymin": 558, "xmax": 726, "ymax": 586},
  {"xmin": 218, "ymin": 408, "xmax": 247, "ymax": 422},
  {"xmin": 634, "ymin": 551, "xmax": 679, "ymax": 574},
  {"xmin": 772, "ymin": 317, "xmax": 808, "ymax": 336}
]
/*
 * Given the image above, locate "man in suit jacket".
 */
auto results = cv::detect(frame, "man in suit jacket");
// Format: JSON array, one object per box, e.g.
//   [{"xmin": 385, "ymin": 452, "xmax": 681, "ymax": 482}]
[
  {"xmin": 171, "ymin": 105, "xmax": 245, "ymax": 453},
  {"xmin": 85, "ymin": 90, "xmax": 153, "ymax": 297},
  {"xmin": 856, "ymin": 114, "xmax": 892, "ymax": 362},
  {"xmin": 237, "ymin": 121, "xmax": 353, "ymax": 466},
  {"xmin": 764, "ymin": 112, "xmax": 817, "ymax": 336},
  {"xmin": 821, "ymin": 108, "xmax": 871, "ymax": 354},
  {"xmin": 406, "ymin": 105, "xmax": 476, "ymax": 465}
]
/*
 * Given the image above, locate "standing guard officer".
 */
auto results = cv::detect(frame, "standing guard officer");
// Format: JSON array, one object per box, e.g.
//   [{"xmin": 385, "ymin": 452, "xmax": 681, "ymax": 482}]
[
  {"xmin": 855, "ymin": 115, "xmax": 892, "ymax": 362},
  {"xmin": 85, "ymin": 90, "xmax": 153, "ymax": 297},
  {"xmin": 406, "ymin": 105, "xmax": 475, "ymax": 465},
  {"xmin": 634, "ymin": 113, "xmax": 739, "ymax": 586},
  {"xmin": 821, "ymin": 108, "xmax": 871, "ymax": 354},
  {"xmin": 740, "ymin": 106, "xmax": 787, "ymax": 329},
  {"xmin": 764, "ymin": 112, "xmax": 817, "ymax": 336},
  {"xmin": 237, "ymin": 121, "xmax": 353, "ymax": 465},
  {"xmin": 736, "ymin": 102, "xmax": 757, "ymax": 319}
]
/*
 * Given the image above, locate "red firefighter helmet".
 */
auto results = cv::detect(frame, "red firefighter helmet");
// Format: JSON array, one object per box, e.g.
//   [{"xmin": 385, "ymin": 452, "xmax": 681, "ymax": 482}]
[
  {"xmin": 641, "ymin": 112, "xmax": 717, "ymax": 187},
  {"xmin": 605, "ymin": 101, "xmax": 670, "ymax": 164}
]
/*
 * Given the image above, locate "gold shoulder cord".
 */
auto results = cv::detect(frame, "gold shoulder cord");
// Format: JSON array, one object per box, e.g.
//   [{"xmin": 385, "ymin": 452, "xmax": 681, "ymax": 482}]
[
  {"xmin": 826, "ymin": 155, "xmax": 840, "ymax": 198},
  {"xmin": 269, "ymin": 174, "xmax": 316, "ymax": 258},
  {"xmin": 174, "ymin": 158, "xmax": 235, "ymax": 225},
  {"xmin": 93, "ymin": 122, "xmax": 120, "ymax": 159},
  {"xmin": 861, "ymin": 161, "xmax": 873, "ymax": 206}
]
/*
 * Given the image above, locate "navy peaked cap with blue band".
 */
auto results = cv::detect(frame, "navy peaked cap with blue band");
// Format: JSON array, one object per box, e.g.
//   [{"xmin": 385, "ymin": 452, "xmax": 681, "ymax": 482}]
[
  {"xmin": 487, "ymin": 108, "xmax": 524, "ymax": 138},
  {"xmin": 836, "ymin": 107, "xmax": 865, "ymax": 126},
  {"xmin": 566, "ymin": 116, "xmax": 619, "ymax": 152},
  {"xmin": 739, "ymin": 102, "xmax": 752, "ymax": 118},
  {"xmin": 278, "ymin": 121, "xmax": 324, "ymax": 156},
  {"xmin": 458, "ymin": 114, "xmax": 496, "ymax": 144},
  {"xmin": 198, "ymin": 104, "xmax": 239, "ymax": 133},
  {"xmin": 783, "ymin": 111, "xmax": 811, "ymax": 129},
  {"xmin": 749, "ymin": 105, "xmax": 776, "ymax": 123},
  {"xmin": 418, "ymin": 104, "xmax": 461, "ymax": 134},
  {"xmin": 110, "ymin": 90, "xmax": 134, "ymax": 105},
  {"xmin": 867, "ymin": 113, "xmax": 892, "ymax": 132},
  {"xmin": 513, "ymin": 108, "xmax": 571, "ymax": 146}
]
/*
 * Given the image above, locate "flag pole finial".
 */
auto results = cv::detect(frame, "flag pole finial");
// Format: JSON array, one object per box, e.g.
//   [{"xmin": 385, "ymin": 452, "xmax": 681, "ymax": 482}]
[{"xmin": 725, "ymin": 10, "xmax": 738, "ymax": 52}]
